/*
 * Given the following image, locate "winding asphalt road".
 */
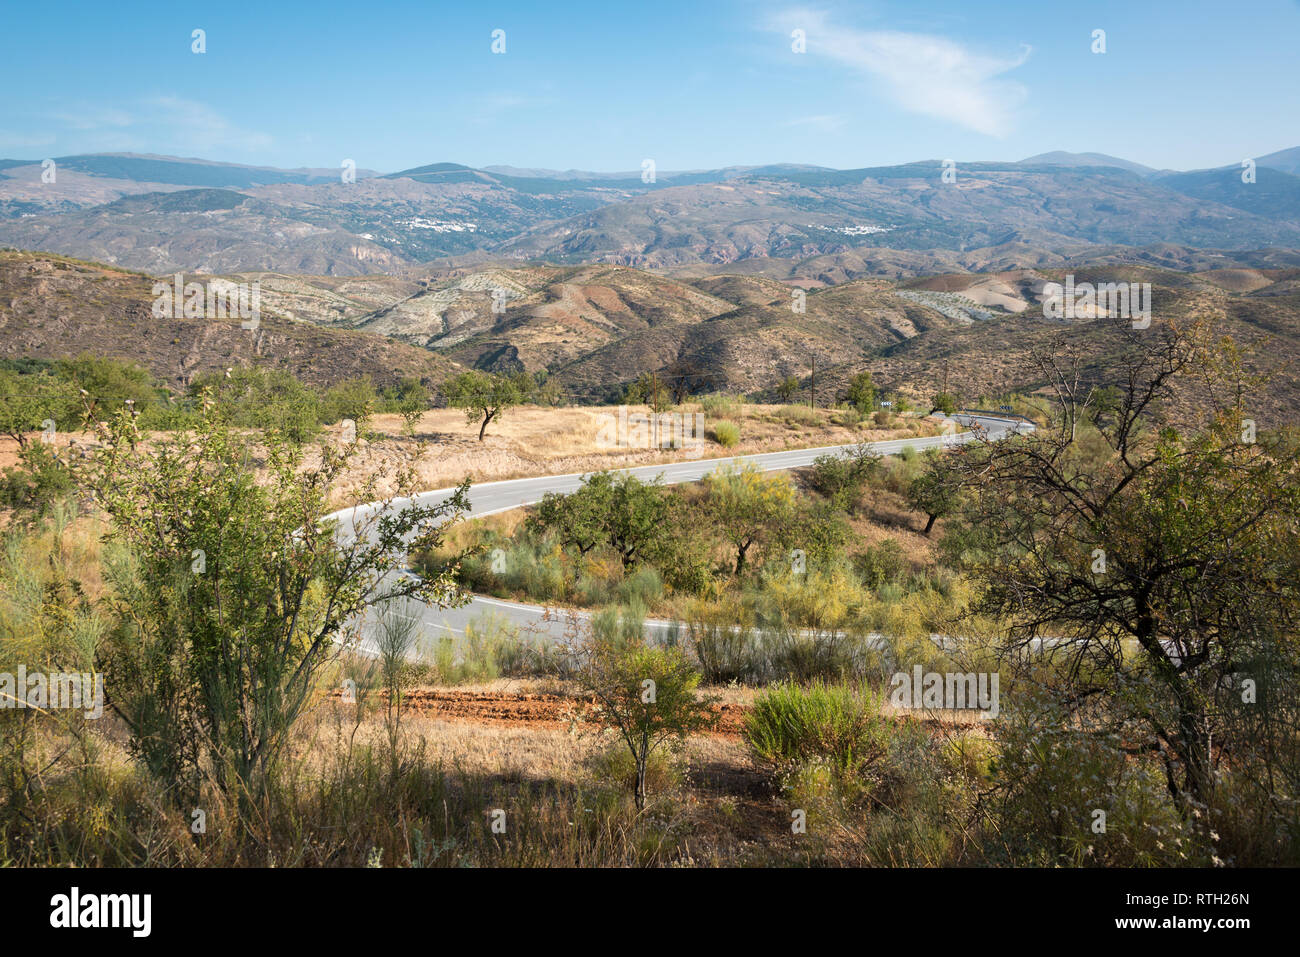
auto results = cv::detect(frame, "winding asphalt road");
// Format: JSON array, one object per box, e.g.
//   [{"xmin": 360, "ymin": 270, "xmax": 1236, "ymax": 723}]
[{"xmin": 336, "ymin": 412, "xmax": 1032, "ymax": 658}]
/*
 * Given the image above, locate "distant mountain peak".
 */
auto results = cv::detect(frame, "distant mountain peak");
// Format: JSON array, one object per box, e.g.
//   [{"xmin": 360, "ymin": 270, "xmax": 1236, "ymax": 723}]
[{"xmin": 1017, "ymin": 151, "xmax": 1156, "ymax": 176}]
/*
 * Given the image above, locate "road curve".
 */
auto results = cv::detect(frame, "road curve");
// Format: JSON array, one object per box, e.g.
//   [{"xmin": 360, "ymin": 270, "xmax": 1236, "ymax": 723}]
[{"xmin": 336, "ymin": 413, "xmax": 1032, "ymax": 655}]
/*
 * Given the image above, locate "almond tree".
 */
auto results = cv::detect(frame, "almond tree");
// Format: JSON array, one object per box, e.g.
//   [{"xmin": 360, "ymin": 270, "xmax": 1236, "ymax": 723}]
[
  {"xmin": 530, "ymin": 471, "xmax": 671, "ymax": 570},
  {"xmin": 445, "ymin": 370, "xmax": 524, "ymax": 440},
  {"xmin": 946, "ymin": 318, "xmax": 1300, "ymax": 815},
  {"xmin": 578, "ymin": 636, "xmax": 718, "ymax": 809}
]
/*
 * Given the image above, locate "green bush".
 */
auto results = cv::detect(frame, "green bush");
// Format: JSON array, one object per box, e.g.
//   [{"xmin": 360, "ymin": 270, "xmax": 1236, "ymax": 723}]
[
  {"xmin": 746, "ymin": 681, "xmax": 887, "ymax": 778},
  {"xmin": 808, "ymin": 444, "xmax": 880, "ymax": 511},
  {"xmin": 425, "ymin": 612, "xmax": 558, "ymax": 683},
  {"xmin": 321, "ymin": 376, "xmax": 378, "ymax": 430},
  {"xmin": 834, "ymin": 407, "xmax": 865, "ymax": 428},
  {"xmin": 685, "ymin": 599, "xmax": 759, "ymax": 684},
  {"xmin": 0, "ymin": 443, "xmax": 75, "ymax": 517},
  {"xmin": 854, "ymin": 539, "xmax": 906, "ymax": 590},
  {"xmin": 190, "ymin": 366, "xmax": 321, "ymax": 443},
  {"xmin": 778, "ymin": 405, "xmax": 819, "ymax": 427},
  {"xmin": 988, "ymin": 690, "xmax": 1204, "ymax": 866},
  {"xmin": 711, "ymin": 420, "xmax": 740, "ymax": 447},
  {"xmin": 617, "ymin": 566, "xmax": 664, "ymax": 607}
]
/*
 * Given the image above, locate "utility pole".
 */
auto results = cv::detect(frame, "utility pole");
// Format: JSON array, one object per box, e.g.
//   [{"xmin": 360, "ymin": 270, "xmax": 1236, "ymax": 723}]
[
  {"xmin": 809, "ymin": 354, "xmax": 816, "ymax": 409},
  {"xmin": 942, "ymin": 359, "xmax": 950, "ymax": 398},
  {"xmin": 649, "ymin": 370, "xmax": 660, "ymax": 445}
]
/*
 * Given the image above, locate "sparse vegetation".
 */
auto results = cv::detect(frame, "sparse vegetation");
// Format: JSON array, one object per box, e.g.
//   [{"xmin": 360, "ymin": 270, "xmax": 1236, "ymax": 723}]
[{"xmin": 0, "ymin": 267, "xmax": 1296, "ymax": 873}]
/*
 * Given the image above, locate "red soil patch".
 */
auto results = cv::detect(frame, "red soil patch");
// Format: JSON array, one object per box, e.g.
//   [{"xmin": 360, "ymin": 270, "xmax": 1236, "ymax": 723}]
[
  {"xmin": 328, "ymin": 687, "xmax": 982, "ymax": 736},
  {"xmin": 330, "ymin": 687, "xmax": 749, "ymax": 736}
]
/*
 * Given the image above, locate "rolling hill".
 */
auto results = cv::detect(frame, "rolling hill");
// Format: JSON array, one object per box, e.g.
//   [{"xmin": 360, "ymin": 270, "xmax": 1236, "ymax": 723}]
[{"xmin": 0, "ymin": 251, "xmax": 455, "ymax": 392}]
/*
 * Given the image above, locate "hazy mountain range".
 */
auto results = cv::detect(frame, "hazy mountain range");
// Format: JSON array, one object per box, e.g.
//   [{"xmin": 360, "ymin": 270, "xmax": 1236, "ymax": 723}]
[{"xmin": 2, "ymin": 149, "xmax": 1298, "ymax": 277}]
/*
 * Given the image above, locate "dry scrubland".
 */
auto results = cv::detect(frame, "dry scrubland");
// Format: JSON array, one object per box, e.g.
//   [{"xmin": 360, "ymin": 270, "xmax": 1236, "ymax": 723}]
[
  {"xmin": 342, "ymin": 401, "xmax": 940, "ymax": 493},
  {"xmin": 4, "ymin": 318, "xmax": 1297, "ymax": 868},
  {"xmin": 1, "ymin": 401, "xmax": 940, "ymax": 509}
]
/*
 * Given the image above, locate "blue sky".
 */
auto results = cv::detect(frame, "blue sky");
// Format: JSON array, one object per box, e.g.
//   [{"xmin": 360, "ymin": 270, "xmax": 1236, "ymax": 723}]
[{"xmin": 1, "ymin": 0, "xmax": 1297, "ymax": 173}]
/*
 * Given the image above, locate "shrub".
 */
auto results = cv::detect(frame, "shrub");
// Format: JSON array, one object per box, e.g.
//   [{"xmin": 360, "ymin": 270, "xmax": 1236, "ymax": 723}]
[
  {"xmin": 808, "ymin": 444, "xmax": 880, "ymax": 512},
  {"xmin": 685, "ymin": 599, "xmax": 760, "ymax": 684},
  {"xmin": 87, "ymin": 400, "xmax": 471, "ymax": 804},
  {"xmin": 987, "ymin": 689, "xmax": 1203, "ymax": 866},
  {"xmin": 425, "ymin": 612, "xmax": 560, "ymax": 683},
  {"xmin": 711, "ymin": 420, "xmax": 740, "ymax": 447},
  {"xmin": 190, "ymin": 367, "xmax": 321, "ymax": 443},
  {"xmin": 834, "ymin": 407, "xmax": 865, "ymax": 429},
  {"xmin": 854, "ymin": 539, "xmax": 906, "ymax": 590},
  {"xmin": 699, "ymin": 393, "xmax": 741, "ymax": 418},
  {"xmin": 746, "ymin": 681, "xmax": 887, "ymax": 778},
  {"xmin": 778, "ymin": 405, "xmax": 819, "ymax": 427},
  {"xmin": 0, "ymin": 443, "xmax": 75, "ymax": 517},
  {"xmin": 321, "ymin": 376, "xmax": 378, "ymax": 431},
  {"xmin": 617, "ymin": 565, "xmax": 664, "ymax": 607}
]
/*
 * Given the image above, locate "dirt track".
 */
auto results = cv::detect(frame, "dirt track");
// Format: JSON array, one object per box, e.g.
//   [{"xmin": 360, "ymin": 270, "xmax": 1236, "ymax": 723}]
[
  {"xmin": 329, "ymin": 686, "xmax": 981, "ymax": 737},
  {"xmin": 332, "ymin": 687, "xmax": 749, "ymax": 735}
]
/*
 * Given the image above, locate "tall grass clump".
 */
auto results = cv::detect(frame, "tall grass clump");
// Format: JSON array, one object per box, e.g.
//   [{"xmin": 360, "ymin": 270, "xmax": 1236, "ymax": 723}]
[
  {"xmin": 778, "ymin": 405, "xmax": 819, "ymax": 427},
  {"xmin": 745, "ymin": 681, "xmax": 887, "ymax": 778},
  {"xmin": 710, "ymin": 420, "xmax": 740, "ymax": 448},
  {"xmin": 699, "ymin": 393, "xmax": 742, "ymax": 418}
]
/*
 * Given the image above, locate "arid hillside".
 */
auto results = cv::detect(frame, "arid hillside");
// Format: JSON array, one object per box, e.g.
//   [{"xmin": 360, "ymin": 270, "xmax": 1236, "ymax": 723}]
[
  {"xmin": 0, "ymin": 251, "xmax": 456, "ymax": 391},
  {"xmin": 4, "ymin": 250, "xmax": 1297, "ymax": 421}
]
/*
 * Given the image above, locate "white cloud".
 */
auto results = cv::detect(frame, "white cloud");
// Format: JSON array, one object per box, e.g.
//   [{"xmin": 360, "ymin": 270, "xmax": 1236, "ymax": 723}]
[
  {"xmin": 770, "ymin": 9, "xmax": 1030, "ymax": 136},
  {"xmin": 144, "ymin": 96, "xmax": 273, "ymax": 154},
  {"xmin": 0, "ymin": 131, "xmax": 57, "ymax": 151},
  {"xmin": 29, "ymin": 96, "xmax": 272, "ymax": 158},
  {"xmin": 51, "ymin": 107, "xmax": 134, "ymax": 131}
]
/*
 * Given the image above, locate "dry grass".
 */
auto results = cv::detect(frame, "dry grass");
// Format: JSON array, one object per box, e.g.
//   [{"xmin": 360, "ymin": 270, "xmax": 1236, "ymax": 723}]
[
  {"xmin": 320, "ymin": 403, "xmax": 938, "ymax": 506},
  {"xmin": 0, "ymin": 402, "xmax": 939, "ymax": 515}
]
